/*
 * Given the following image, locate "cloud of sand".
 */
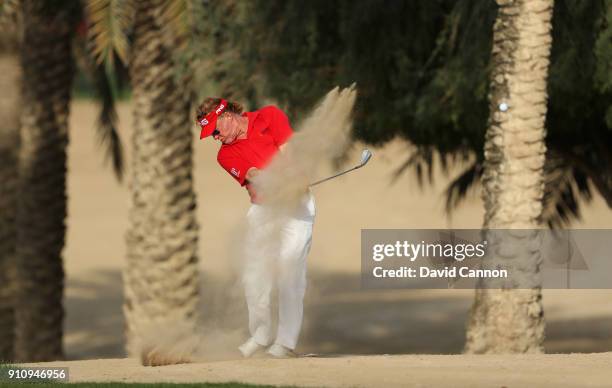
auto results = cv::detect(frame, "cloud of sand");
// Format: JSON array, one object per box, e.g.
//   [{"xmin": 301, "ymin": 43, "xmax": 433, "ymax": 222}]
[
  {"xmin": 135, "ymin": 319, "xmax": 202, "ymax": 366},
  {"xmin": 253, "ymin": 85, "xmax": 358, "ymax": 214},
  {"xmin": 133, "ymin": 317, "xmax": 248, "ymax": 365}
]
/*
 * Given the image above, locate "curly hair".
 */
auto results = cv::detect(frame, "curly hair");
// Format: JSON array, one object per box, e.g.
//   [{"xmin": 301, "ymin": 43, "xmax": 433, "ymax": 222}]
[{"xmin": 195, "ymin": 97, "xmax": 244, "ymax": 122}]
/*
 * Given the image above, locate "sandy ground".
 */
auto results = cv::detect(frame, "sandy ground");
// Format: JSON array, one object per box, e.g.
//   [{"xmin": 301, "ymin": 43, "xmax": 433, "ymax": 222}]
[
  {"xmin": 38, "ymin": 101, "xmax": 612, "ymax": 384},
  {"xmin": 20, "ymin": 353, "xmax": 612, "ymax": 387}
]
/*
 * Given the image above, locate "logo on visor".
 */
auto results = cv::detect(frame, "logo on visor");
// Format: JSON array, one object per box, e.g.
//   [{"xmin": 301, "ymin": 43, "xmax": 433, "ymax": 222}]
[
  {"xmin": 199, "ymin": 118, "xmax": 209, "ymax": 127},
  {"xmin": 215, "ymin": 104, "xmax": 225, "ymax": 115},
  {"xmin": 231, "ymin": 168, "xmax": 240, "ymax": 177}
]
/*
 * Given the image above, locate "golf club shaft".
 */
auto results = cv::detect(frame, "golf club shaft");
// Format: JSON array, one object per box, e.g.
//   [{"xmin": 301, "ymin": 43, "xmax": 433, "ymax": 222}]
[{"xmin": 309, "ymin": 165, "xmax": 361, "ymax": 187}]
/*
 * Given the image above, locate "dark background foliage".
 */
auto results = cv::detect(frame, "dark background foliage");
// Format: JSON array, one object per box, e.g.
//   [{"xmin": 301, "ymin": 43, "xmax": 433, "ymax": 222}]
[{"xmin": 74, "ymin": 0, "xmax": 611, "ymax": 226}]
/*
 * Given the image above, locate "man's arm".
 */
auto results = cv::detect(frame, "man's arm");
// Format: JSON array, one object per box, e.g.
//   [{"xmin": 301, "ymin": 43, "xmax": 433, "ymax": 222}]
[
  {"xmin": 217, "ymin": 153, "xmax": 250, "ymax": 186},
  {"xmin": 245, "ymin": 167, "xmax": 261, "ymax": 203}
]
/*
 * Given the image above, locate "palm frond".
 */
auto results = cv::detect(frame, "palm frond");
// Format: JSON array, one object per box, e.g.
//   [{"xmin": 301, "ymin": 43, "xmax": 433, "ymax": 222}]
[
  {"xmin": 74, "ymin": 33, "xmax": 125, "ymax": 182},
  {"xmin": 160, "ymin": 0, "xmax": 191, "ymax": 48},
  {"xmin": 444, "ymin": 161, "xmax": 482, "ymax": 213},
  {"xmin": 539, "ymin": 152, "xmax": 592, "ymax": 228},
  {"xmin": 85, "ymin": 0, "xmax": 134, "ymax": 67},
  {"xmin": 93, "ymin": 65, "xmax": 124, "ymax": 182},
  {"xmin": 391, "ymin": 147, "xmax": 436, "ymax": 186}
]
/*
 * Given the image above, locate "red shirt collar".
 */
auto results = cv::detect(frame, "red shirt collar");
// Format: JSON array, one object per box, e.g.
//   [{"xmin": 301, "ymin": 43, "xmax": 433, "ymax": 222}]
[{"xmin": 244, "ymin": 111, "xmax": 260, "ymax": 139}]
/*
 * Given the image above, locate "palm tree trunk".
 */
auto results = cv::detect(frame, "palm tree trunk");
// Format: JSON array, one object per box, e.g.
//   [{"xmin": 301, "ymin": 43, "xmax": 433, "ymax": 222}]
[
  {"xmin": 0, "ymin": 10, "xmax": 21, "ymax": 362},
  {"xmin": 14, "ymin": 0, "xmax": 76, "ymax": 361},
  {"xmin": 124, "ymin": 0, "xmax": 200, "ymax": 355},
  {"xmin": 464, "ymin": 0, "xmax": 553, "ymax": 354}
]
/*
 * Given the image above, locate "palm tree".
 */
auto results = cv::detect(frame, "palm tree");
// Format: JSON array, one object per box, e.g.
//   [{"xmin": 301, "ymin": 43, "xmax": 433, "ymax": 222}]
[
  {"xmin": 464, "ymin": 0, "xmax": 554, "ymax": 353},
  {"xmin": 13, "ymin": 0, "xmax": 80, "ymax": 361},
  {"xmin": 84, "ymin": 0, "xmax": 201, "ymax": 353},
  {"xmin": 123, "ymin": 0, "xmax": 200, "ymax": 354},
  {"xmin": 0, "ymin": 2, "xmax": 21, "ymax": 361},
  {"xmin": 0, "ymin": 0, "xmax": 124, "ymax": 362},
  {"xmin": 0, "ymin": 0, "xmax": 201, "ymax": 360}
]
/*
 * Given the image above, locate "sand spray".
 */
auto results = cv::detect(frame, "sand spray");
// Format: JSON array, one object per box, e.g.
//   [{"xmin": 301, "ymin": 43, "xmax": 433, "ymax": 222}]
[{"xmin": 254, "ymin": 84, "xmax": 357, "ymax": 214}]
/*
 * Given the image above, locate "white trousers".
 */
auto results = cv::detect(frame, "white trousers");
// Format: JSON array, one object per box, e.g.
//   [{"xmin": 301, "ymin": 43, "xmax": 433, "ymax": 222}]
[{"xmin": 242, "ymin": 194, "xmax": 315, "ymax": 350}]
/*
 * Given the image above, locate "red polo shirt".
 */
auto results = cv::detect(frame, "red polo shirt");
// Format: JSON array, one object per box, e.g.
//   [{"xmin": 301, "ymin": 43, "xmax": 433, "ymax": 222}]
[{"xmin": 217, "ymin": 105, "xmax": 293, "ymax": 186}]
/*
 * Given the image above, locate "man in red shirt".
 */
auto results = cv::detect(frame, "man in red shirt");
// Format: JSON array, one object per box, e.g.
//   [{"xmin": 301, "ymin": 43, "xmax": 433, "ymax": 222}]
[{"xmin": 196, "ymin": 97, "xmax": 315, "ymax": 358}]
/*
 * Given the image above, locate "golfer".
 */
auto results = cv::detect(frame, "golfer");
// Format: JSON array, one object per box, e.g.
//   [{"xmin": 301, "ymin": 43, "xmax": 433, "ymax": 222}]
[{"xmin": 196, "ymin": 97, "xmax": 315, "ymax": 358}]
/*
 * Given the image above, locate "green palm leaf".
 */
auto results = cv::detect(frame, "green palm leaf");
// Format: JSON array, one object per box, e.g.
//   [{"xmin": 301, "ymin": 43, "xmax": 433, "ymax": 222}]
[
  {"xmin": 85, "ymin": 0, "xmax": 133, "ymax": 67},
  {"xmin": 161, "ymin": 0, "xmax": 190, "ymax": 46}
]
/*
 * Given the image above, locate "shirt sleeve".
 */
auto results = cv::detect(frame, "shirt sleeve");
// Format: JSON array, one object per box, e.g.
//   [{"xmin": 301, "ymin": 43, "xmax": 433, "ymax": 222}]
[
  {"xmin": 261, "ymin": 106, "xmax": 293, "ymax": 147},
  {"xmin": 217, "ymin": 152, "xmax": 251, "ymax": 186}
]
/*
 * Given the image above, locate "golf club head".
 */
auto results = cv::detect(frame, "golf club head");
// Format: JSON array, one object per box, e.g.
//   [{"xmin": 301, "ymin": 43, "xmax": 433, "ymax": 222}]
[
  {"xmin": 358, "ymin": 149, "xmax": 372, "ymax": 167},
  {"xmin": 309, "ymin": 149, "xmax": 373, "ymax": 187}
]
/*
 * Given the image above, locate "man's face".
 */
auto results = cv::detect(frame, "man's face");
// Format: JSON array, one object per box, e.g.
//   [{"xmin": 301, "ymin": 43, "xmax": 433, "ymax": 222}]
[{"xmin": 213, "ymin": 114, "xmax": 241, "ymax": 144}]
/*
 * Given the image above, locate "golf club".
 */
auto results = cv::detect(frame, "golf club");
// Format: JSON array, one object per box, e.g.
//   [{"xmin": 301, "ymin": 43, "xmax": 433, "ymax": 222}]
[{"xmin": 309, "ymin": 149, "xmax": 373, "ymax": 187}]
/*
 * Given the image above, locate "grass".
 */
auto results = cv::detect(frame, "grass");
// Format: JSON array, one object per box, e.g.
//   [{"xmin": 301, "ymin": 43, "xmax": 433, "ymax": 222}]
[{"xmin": 0, "ymin": 383, "xmax": 292, "ymax": 388}]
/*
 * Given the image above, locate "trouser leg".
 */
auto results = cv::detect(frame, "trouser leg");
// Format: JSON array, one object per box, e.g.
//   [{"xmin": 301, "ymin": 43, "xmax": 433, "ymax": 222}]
[
  {"xmin": 275, "ymin": 218, "xmax": 313, "ymax": 349},
  {"xmin": 243, "ymin": 206, "xmax": 275, "ymax": 346}
]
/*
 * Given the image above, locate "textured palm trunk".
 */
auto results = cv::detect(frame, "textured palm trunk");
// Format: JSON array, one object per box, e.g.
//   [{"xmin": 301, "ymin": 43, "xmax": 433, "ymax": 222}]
[
  {"xmin": 464, "ymin": 0, "xmax": 553, "ymax": 354},
  {"xmin": 124, "ymin": 0, "xmax": 200, "ymax": 354},
  {"xmin": 0, "ymin": 10, "xmax": 21, "ymax": 362},
  {"xmin": 14, "ymin": 0, "xmax": 76, "ymax": 361}
]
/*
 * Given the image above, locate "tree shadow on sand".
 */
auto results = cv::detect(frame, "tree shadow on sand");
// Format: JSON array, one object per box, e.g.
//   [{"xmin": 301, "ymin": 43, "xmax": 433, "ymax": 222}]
[
  {"xmin": 63, "ymin": 269, "xmax": 612, "ymax": 359},
  {"xmin": 301, "ymin": 271, "xmax": 472, "ymax": 355},
  {"xmin": 64, "ymin": 270, "xmax": 125, "ymax": 359}
]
